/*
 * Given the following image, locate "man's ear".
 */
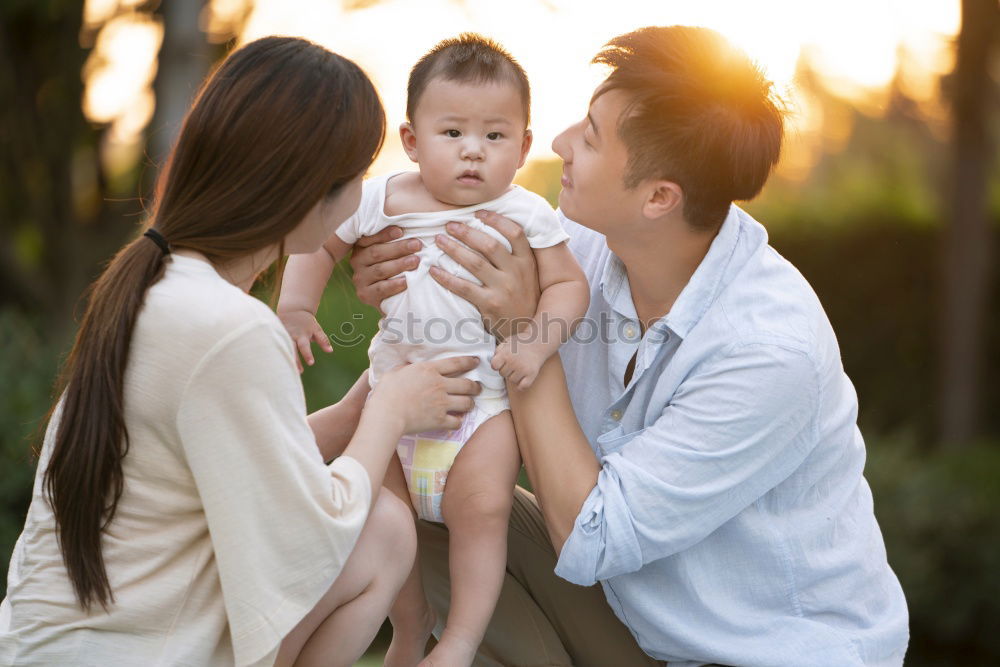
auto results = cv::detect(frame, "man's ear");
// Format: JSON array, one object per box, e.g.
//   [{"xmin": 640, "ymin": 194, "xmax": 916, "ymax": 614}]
[
  {"xmin": 400, "ymin": 122, "xmax": 418, "ymax": 162},
  {"xmin": 642, "ymin": 180, "xmax": 683, "ymax": 220},
  {"xmin": 517, "ymin": 129, "xmax": 533, "ymax": 168}
]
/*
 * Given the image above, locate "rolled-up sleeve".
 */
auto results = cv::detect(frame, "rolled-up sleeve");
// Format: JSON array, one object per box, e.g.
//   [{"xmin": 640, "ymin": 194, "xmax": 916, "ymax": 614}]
[
  {"xmin": 177, "ymin": 320, "xmax": 372, "ymax": 666},
  {"xmin": 555, "ymin": 341, "xmax": 819, "ymax": 586}
]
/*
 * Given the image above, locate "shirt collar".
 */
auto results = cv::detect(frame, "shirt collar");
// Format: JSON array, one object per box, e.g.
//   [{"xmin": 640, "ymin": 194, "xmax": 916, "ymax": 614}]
[
  {"xmin": 598, "ymin": 204, "xmax": 748, "ymax": 342},
  {"xmin": 663, "ymin": 204, "xmax": 745, "ymax": 339},
  {"xmin": 599, "ymin": 252, "xmax": 637, "ymax": 321}
]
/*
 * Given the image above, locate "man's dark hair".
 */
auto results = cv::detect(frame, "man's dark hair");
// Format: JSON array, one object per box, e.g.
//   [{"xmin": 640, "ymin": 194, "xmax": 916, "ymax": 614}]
[
  {"xmin": 595, "ymin": 26, "xmax": 785, "ymax": 229},
  {"xmin": 407, "ymin": 33, "xmax": 531, "ymax": 125}
]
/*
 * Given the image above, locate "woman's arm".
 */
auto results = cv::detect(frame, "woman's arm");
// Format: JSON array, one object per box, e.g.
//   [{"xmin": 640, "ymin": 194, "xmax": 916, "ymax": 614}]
[{"xmin": 307, "ymin": 370, "xmax": 371, "ymax": 462}]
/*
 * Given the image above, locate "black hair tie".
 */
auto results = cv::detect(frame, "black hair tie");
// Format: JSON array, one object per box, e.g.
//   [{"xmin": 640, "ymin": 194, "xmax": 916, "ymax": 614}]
[{"xmin": 143, "ymin": 228, "xmax": 171, "ymax": 256}]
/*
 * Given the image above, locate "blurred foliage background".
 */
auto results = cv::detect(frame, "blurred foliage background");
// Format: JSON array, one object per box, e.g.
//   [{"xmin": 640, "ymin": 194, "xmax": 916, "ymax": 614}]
[{"xmin": 2, "ymin": 0, "xmax": 998, "ymax": 664}]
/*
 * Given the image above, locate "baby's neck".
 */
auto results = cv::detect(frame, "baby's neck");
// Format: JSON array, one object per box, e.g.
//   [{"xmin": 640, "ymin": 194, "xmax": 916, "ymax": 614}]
[{"xmin": 383, "ymin": 171, "xmax": 510, "ymax": 217}]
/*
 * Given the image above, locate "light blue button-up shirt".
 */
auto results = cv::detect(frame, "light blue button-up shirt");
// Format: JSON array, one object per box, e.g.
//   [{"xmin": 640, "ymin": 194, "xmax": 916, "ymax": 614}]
[{"xmin": 554, "ymin": 206, "xmax": 909, "ymax": 667}]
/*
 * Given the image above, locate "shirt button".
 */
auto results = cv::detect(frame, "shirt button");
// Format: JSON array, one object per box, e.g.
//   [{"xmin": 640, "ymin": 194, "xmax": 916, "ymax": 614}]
[
  {"xmin": 610, "ymin": 409, "xmax": 622, "ymax": 421},
  {"xmin": 624, "ymin": 325, "xmax": 637, "ymax": 338}
]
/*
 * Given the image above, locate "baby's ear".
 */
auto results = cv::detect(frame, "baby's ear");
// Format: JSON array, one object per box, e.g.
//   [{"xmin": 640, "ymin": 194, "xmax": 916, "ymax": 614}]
[
  {"xmin": 518, "ymin": 129, "xmax": 533, "ymax": 168},
  {"xmin": 400, "ymin": 122, "xmax": 419, "ymax": 162}
]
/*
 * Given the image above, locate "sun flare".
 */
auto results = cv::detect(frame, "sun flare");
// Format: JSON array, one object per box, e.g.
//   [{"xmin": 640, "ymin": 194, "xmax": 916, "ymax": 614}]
[{"xmin": 82, "ymin": 0, "xmax": 961, "ymax": 182}]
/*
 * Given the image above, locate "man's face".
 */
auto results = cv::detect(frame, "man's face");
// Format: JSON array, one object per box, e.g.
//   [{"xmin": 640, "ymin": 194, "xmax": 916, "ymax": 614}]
[
  {"xmin": 552, "ymin": 86, "xmax": 645, "ymax": 235},
  {"xmin": 403, "ymin": 77, "xmax": 532, "ymax": 207}
]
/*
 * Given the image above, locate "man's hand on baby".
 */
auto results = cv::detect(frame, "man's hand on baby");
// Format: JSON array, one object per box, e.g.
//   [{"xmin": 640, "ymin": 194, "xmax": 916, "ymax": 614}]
[
  {"xmin": 491, "ymin": 336, "xmax": 550, "ymax": 391},
  {"xmin": 349, "ymin": 225, "xmax": 421, "ymax": 315},
  {"xmin": 276, "ymin": 309, "xmax": 333, "ymax": 373},
  {"xmin": 431, "ymin": 211, "xmax": 539, "ymax": 339}
]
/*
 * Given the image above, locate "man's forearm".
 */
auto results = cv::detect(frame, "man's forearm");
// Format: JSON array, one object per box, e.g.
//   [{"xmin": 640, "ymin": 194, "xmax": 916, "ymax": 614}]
[{"xmin": 508, "ymin": 354, "xmax": 601, "ymax": 552}]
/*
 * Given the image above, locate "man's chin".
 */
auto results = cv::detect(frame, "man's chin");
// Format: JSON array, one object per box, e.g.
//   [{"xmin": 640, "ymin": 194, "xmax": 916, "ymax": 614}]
[
  {"xmin": 557, "ymin": 189, "xmax": 576, "ymax": 219},
  {"xmin": 557, "ymin": 192, "xmax": 599, "ymax": 230}
]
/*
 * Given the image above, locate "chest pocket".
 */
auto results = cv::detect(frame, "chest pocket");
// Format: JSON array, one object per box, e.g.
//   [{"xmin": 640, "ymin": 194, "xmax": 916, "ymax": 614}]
[{"xmin": 595, "ymin": 423, "xmax": 647, "ymax": 456}]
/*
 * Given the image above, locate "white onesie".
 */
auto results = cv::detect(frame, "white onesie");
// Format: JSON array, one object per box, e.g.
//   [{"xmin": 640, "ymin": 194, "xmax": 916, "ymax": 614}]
[{"xmin": 335, "ymin": 172, "xmax": 569, "ymax": 521}]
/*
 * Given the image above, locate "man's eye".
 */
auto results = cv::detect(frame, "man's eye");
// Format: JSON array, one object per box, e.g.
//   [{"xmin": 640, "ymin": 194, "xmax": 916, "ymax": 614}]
[
  {"xmin": 446, "ymin": 129, "xmax": 461, "ymax": 138},
  {"xmin": 487, "ymin": 132, "xmax": 503, "ymax": 140}
]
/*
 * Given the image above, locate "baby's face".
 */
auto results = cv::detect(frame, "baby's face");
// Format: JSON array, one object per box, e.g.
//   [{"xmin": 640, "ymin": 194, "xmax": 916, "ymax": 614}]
[{"xmin": 402, "ymin": 78, "xmax": 531, "ymax": 206}]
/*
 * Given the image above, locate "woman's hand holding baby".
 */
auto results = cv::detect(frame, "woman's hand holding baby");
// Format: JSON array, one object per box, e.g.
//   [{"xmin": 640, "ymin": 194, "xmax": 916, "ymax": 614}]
[{"xmin": 370, "ymin": 356, "xmax": 482, "ymax": 434}]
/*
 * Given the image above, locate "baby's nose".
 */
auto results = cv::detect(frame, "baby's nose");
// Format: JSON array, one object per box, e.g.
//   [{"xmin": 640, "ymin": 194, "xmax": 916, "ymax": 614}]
[{"xmin": 460, "ymin": 138, "xmax": 485, "ymax": 160}]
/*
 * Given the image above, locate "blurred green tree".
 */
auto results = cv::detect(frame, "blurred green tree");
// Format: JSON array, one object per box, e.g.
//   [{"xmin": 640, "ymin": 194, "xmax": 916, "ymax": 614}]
[
  {"xmin": 0, "ymin": 0, "xmax": 126, "ymax": 324},
  {"xmin": 939, "ymin": 0, "xmax": 999, "ymax": 446}
]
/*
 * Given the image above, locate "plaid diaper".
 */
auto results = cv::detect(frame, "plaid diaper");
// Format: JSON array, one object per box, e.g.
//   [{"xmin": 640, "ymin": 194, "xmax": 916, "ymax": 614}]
[{"xmin": 396, "ymin": 397, "xmax": 508, "ymax": 523}]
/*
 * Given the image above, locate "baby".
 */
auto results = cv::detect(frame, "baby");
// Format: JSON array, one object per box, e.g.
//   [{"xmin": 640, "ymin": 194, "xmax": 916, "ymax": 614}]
[{"xmin": 278, "ymin": 34, "xmax": 588, "ymax": 666}]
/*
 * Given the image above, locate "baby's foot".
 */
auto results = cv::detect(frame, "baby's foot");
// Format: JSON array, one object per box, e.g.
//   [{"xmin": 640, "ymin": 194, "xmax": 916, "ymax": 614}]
[
  {"xmin": 385, "ymin": 605, "xmax": 437, "ymax": 667},
  {"xmin": 417, "ymin": 630, "xmax": 478, "ymax": 667}
]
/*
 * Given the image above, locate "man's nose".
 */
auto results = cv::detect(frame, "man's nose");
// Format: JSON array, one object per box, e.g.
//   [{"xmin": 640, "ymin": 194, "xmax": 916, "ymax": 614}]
[{"xmin": 552, "ymin": 127, "xmax": 571, "ymax": 162}]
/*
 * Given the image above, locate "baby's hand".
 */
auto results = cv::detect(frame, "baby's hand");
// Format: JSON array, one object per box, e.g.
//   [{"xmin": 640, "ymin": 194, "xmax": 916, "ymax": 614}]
[
  {"xmin": 276, "ymin": 309, "xmax": 333, "ymax": 373},
  {"xmin": 491, "ymin": 336, "xmax": 551, "ymax": 391}
]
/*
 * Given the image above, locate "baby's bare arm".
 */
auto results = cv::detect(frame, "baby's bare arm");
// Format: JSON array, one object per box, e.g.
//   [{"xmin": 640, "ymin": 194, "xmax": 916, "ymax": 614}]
[
  {"xmin": 531, "ymin": 242, "xmax": 590, "ymax": 350},
  {"xmin": 277, "ymin": 236, "xmax": 353, "ymax": 369},
  {"xmin": 279, "ymin": 236, "xmax": 352, "ymax": 315},
  {"xmin": 492, "ymin": 242, "xmax": 589, "ymax": 389}
]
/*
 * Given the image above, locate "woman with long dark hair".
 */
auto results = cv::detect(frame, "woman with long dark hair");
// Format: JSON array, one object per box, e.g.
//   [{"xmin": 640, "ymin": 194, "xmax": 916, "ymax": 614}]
[{"xmin": 0, "ymin": 37, "xmax": 479, "ymax": 666}]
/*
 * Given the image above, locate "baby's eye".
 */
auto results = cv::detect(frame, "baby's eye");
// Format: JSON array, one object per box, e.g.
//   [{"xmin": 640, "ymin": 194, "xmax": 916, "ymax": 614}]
[
  {"xmin": 486, "ymin": 132, "xmax": 503, "ymax": 140},
  {"xmin": 445, "ymin": 129, "xmax": 461, "ymax": 138}
]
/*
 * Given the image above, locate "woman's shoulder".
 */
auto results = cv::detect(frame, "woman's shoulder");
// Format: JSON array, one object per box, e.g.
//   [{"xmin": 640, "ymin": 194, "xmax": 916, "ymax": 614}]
[{"xmin": 139, "ymin": 255, "xmax": 288, "ymax": 365}]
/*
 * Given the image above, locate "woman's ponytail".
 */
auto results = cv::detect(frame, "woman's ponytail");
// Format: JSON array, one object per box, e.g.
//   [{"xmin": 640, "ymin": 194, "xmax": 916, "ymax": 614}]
[{"xmin": 42, "ymin": 233, "xmax": 169, "ymax": 611}]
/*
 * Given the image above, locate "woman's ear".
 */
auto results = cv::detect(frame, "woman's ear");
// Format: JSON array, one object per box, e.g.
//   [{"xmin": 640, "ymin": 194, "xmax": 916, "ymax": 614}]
[
  {"xmin": 642, "ymin": 180, "xmax": 683, "ymax": 220},
  {"xmin": 517, "ymin": 129, "xmax": 533, "ymax": 168},
  {"xmin": 400, "ymin": 122, "xmax": 418, "ymax": 162}
]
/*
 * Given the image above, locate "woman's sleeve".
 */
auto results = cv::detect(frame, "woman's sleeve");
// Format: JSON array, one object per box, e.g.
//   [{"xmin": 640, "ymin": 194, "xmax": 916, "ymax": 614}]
[{"xmin": 176, "ymin": 318, "xmax": 372, "ymax": 667}]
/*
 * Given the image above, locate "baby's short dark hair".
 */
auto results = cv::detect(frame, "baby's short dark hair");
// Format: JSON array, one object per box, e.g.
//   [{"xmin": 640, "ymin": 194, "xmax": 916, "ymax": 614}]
[{"xmin": 407, "ymin": 33, "xmax": 531, "ymax": 125}]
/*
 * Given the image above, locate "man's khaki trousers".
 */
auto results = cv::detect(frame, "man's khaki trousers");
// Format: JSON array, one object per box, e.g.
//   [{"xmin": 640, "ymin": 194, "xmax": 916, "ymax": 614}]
[{"xmin": 416, "ymin": 486, "xmax": 665, "ymax": 667}]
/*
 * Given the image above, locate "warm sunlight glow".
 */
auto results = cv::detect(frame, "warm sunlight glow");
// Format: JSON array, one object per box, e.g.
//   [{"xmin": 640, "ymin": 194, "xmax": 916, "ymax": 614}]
[
  {"xmin": 83, "ymin": 0, "xmax": 961, "ymax": 182},
  {"xmin": 236, "ymin": 0, "xmax": 961, "ymax": 178},
  {"xmin": 82, "ymin": 14, "xmax": 162, "ymax": 124}
]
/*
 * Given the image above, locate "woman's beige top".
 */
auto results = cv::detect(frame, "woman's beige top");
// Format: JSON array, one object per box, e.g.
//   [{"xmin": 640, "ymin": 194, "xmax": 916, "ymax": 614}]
[{"xmin": 0, "ymin": 254, "xmax": 372, "ymax": 666}]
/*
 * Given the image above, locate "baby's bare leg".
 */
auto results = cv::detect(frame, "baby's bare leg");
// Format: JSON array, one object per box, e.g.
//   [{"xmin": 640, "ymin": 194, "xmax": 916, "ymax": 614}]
[
  {"xmin": 422, "ymin": 411, "xmax": 519, "ymax": 667},
  {"xmin": 383, "ymin": 452, "xmax": 437, "ymax": 667}
]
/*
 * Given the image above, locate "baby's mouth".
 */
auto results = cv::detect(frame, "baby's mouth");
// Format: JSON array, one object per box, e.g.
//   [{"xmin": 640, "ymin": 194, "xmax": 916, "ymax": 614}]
[{"xmin": 457, "ymin": 170, "xmax": 483, "ymax": 185}]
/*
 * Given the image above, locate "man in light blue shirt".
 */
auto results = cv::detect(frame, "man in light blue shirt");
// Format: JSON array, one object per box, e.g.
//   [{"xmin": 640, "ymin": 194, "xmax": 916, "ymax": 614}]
[
  {"xmin": 351, "ymin": 25, "xmax": 908, "ymax": 667},
  {"xmin": 541, "ymin": 205, "xmax": 909, "ymax": 665}
]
